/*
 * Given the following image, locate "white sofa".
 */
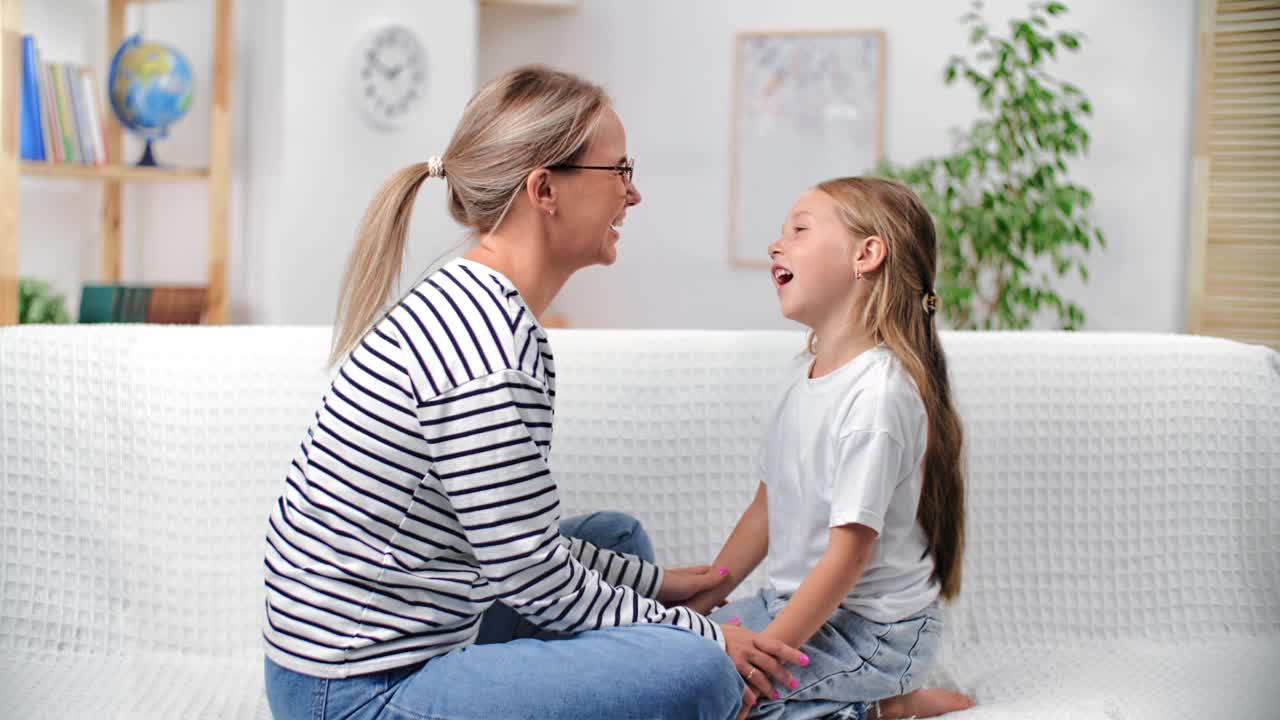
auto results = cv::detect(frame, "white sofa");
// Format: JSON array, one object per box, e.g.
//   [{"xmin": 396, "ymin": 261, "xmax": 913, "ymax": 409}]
[{"xmin": 1, "ymin": 325, "xmax": 1277, "ymax": 719}]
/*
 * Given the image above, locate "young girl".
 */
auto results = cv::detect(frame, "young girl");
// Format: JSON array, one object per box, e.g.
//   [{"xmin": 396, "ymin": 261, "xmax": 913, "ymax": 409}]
[{"xmin": 686, "ymin": 177, "xmax": 976, "ymax": 720}]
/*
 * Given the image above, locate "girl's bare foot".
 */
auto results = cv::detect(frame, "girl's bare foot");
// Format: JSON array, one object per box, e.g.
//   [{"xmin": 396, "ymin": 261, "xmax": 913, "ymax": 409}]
[{"xmin": 876, "ymin": 687, "xmax": 976, "ymax": 718}]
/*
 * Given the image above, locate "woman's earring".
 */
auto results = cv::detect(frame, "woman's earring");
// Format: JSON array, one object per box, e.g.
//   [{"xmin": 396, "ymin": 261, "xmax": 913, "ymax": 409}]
[{"xmin": 855, "ymin": 267, "xmax": 863, "ymax": 280}]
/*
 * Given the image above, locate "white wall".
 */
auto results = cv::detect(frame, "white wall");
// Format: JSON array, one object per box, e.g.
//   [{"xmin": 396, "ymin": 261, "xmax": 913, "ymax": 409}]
[
  {"xmin": 478, "ymin": 0, "xmax": 1198, "ymax": 332},
  {"xmin": 258, "ymin": 0, "xmax": 478, "ymax": 325},
  {"xmin": 18, "ymin": 1, "xmax": 1194, "ymax": 330},
  {"xmin": 18, "ymin": 0, "xmax": 479, "ymax": 325}
]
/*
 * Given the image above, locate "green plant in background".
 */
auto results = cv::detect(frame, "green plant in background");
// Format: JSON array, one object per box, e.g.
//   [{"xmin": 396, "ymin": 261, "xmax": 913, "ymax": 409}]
[
  {"xmin": 18, "ymin": 277, "xmax": 72, "ymax": 324},
  {"xmin": 881, "ymin": 1, "xmax": 1104, "ymax": 330}
]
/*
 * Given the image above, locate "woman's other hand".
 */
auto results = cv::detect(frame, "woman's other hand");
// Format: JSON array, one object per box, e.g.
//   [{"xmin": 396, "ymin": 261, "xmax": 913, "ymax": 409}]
[{"xmin": 656, "ymin": 565, "xmax": 729, "ymax": 605}]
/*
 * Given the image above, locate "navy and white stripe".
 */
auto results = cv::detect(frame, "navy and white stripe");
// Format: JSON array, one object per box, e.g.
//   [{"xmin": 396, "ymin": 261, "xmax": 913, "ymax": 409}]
[{"xmin": 263, "ymin": 258, "xmax": 721, "ymax": 679}]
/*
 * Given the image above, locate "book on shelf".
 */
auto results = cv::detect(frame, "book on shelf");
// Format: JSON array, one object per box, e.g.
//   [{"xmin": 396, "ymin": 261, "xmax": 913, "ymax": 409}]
[
  {"xmin": 79, "ymin": 285, "xmax": 208, "ymax": 324},
  {"xmin": 80, "ymin": 69, "xmax": 107, "ymax": 164},
  {"xmin": 18, "ymin": 34, "xmax": 106, "ymax": 166},
  {"xmin": 39, "ymin": 58, "xmax": 58, "ymax": 161},
  {"xmin": 18, "ymin": 35, "xmax": 44, "ymax": 161}
]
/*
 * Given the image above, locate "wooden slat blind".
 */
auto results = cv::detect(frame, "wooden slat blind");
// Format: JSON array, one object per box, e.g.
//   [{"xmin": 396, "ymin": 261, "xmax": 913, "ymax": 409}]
[{"xmin": 1187, "ymin": 0, "xmax": 1280, "ymax": 349}]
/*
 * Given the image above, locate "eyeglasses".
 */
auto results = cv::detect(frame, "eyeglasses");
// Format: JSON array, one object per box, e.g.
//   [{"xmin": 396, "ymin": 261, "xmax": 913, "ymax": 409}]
[{"xmin": 548, "ymin": 157, "xmax": 635, "ymax": 185}]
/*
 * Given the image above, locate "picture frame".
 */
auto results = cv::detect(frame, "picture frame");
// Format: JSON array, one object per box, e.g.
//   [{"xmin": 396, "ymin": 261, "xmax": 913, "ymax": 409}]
[{"xmin": 728, "ymin": 29, "xmax": 886, "ymax": 269}]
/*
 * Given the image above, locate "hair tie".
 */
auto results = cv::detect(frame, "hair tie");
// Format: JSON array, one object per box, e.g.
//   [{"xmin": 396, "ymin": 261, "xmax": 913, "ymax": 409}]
[
  {"xmin": 922, "ymin": 293, "xmax": 940, "ymax": 315},
  {"xmin": 425, "ymin": 155, "xmax": 445, "ymax": 179}
]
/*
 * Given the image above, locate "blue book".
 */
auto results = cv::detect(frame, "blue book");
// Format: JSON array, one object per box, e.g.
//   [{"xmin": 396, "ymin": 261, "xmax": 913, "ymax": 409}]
[{"xmin": 18, "ymin": 35, "xmax": 45, "ymax": 161}]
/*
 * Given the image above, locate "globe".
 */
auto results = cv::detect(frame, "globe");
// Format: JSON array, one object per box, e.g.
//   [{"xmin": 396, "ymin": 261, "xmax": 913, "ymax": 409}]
[{"xmin": 107, "ymin": 34, "xmax": 194, "ymax": 167}]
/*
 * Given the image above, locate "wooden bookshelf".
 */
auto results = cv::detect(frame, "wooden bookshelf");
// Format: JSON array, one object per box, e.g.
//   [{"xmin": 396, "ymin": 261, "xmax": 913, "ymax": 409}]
[
  {"xmin": 0, "ymin": 0, "xmax": 234, "ymax": 325},
  {"xmin": 21, "ymin": 161, "xmax": 209, "ymax": 181}
]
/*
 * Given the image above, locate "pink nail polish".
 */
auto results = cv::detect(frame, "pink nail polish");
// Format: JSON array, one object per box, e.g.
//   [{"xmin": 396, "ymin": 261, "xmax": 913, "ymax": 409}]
[
  {"xmin": 771, "ymin": 691, "xmax": 779, "ymax": 700},
  {"xmin": 800, "ymin": 654, "xmax": 810, "ymax": 665},
  {"xmin": 729, "ymin": 616, "xmax": 740, "ymax": 624},
  {"xmin": 789, "ymin": 679, "xmax": 798, "ymax": 690},
  {"xmin": 718, "ymin": 567, "xmax": 728, "ymax": 576}
]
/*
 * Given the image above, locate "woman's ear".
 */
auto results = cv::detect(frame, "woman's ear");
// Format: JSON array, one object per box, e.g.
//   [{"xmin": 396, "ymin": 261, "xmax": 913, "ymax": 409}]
[
  {"xmin": 524, "ymin": 168, "xmax": 557, "ymax": 216},
  {"xmin": 855, "ymin": 235, "xmax": 888, "ymax": 276}
]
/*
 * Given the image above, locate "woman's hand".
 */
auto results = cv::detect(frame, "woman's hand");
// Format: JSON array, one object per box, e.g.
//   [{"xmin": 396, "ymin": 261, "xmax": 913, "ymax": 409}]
[
  {"xmin": 682, "ymin": 588, "xmax": 724, "ymax": 616},
  {"xmin": 721, "ymin": 621, "xmax": 808, "ymax": 713},
  {"xmin": 656, "ymin": 565, "xmax": 729, "ymax": 605}
]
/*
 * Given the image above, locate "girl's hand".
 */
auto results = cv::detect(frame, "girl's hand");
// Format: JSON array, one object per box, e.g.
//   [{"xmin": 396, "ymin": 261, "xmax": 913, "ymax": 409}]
[
  {"xmin": 736, "ymin": 686, "xmax": 758, "ymax": 720},
  {"xmin": 721, "ymin": 621, "xmax": 808, "ymax": 705},
  {"xmin": 657, "ymin": 565, "xmax": 729, "ymax": 605}
]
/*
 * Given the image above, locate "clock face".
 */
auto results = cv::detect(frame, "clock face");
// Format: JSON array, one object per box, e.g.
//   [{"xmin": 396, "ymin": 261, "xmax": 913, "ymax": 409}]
[{"xmin": 354, "ymin": 23, "xmax": 427, "ymax": 130}]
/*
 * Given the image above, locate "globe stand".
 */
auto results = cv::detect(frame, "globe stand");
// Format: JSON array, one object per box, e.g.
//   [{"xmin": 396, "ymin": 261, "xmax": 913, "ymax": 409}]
[{"xmin": 136, "ymin": 140, "xmax": 158, "ymax": 167}]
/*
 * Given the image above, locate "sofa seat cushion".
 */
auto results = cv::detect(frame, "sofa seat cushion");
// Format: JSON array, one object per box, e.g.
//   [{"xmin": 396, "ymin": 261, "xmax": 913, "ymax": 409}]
[
  {"xmin": 0, "ymin": 653, "xmax": 271, "ymax": 719},
  {"xmin": 931, "ymin": 637, "xmax": 1279, "ymax": 718}
]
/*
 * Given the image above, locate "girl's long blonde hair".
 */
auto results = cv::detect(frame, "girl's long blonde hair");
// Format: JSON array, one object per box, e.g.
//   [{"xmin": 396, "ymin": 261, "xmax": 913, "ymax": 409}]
[
  {"xmin": 813, "ymin": 177, "xmax": 967, "ymax": 600},
  {"xmin": 328, "ymin": 65, "xmax": 610, "ymax": 366}
]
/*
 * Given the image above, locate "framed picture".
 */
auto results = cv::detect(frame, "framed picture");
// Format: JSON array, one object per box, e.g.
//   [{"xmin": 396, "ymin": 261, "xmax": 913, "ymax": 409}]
[{"xmin": 729, "ymin": 29, "xmax": 886, "ymax": 268}]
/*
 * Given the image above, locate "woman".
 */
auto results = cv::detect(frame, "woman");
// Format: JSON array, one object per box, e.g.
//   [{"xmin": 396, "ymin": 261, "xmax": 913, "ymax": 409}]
[{"xmin": 262, "ymin": 65, "xmax": 804, "ymax": 720}]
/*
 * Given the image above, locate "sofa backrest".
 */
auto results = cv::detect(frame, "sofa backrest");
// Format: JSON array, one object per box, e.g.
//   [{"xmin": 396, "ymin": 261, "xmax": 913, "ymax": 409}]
[{"xmin": 1, "ymin": 326, "xmax": 1276, "ymax": 660}]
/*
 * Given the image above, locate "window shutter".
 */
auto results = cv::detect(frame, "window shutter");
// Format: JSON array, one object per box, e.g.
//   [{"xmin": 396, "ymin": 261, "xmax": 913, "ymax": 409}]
[{"xmin": 1186, "ymin": 0, "xmax": 1280, "ymax": 349}]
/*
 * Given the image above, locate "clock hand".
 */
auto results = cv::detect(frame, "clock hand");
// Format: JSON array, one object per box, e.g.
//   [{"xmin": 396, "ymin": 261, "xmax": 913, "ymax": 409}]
[{"xmin": 367, "ymin": 52, "xmax": 394, "ymax": 78}]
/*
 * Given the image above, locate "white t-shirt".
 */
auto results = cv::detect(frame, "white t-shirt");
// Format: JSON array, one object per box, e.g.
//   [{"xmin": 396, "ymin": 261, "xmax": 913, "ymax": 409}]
[{"xmin": 759, "ymin": 345, "xmax": 940, "ymax": 623}]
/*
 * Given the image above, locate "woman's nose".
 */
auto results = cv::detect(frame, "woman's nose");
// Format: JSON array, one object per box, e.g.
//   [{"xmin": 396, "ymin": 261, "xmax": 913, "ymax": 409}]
[
  {"xmin": 767, "ymin": 239, "xmax": 781, "ymax": 259},
  {"xmin": 626, "ymin": 181, "xmax": 642, "ymax": 207}
]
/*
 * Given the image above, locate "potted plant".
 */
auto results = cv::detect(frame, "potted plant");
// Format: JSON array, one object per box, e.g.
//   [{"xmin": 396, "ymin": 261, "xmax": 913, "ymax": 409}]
[
  {"xmin": 882, "ymin": 1, "xmax": 1104, "ymax": 330},
  {"xmin": 18, "ymin": 277, "xmax": 72, "ymax": 324}
]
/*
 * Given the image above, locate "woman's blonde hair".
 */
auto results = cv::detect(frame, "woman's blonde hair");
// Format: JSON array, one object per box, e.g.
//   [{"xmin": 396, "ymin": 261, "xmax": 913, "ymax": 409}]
[
  {"xmin": 329, "ymin": 65, "xmax": 610, "ymax": 366},
  {"xmin": 812, "ymin": 177, "xmax": 967, "ymax": 600}
]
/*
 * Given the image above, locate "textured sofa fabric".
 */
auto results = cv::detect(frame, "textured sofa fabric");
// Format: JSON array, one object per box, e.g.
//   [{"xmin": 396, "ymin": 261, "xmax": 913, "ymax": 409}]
[{"xmin": 1, "ymin": 326, "xmax": 1277, "ymax": 719}]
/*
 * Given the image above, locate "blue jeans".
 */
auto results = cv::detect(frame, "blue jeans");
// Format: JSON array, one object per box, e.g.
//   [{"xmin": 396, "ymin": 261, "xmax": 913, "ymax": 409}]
[
  {"xmin": 264, "ymin": 512, "xmax": 744, "ymax": 720},
  {"xmin": 710, "ymin": 590, "xmax": 944, "ymax": 720}
]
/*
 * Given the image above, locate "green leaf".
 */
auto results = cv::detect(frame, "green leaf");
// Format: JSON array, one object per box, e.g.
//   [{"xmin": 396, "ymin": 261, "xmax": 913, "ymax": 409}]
[
  {"xmin": 1058, "ymin": 32, "xmax": 1080, "ymax": 49},
  {"xmin": 1014, "ymin": 21, "xmax": 1033, "ymax": 43},
  {"xmin": 1046, "ymin": 2, "xmax": 1067, "ymax": 15},
  {"xmin": 903, "ymin": 0, "xmax": 1098, "ymax": 333}
]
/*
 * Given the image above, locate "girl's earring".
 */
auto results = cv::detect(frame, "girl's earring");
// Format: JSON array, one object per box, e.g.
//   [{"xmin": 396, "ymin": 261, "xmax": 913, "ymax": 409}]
[{"xmin": 855, "ymin": 266, "xmax": 863, "ymax": 280}]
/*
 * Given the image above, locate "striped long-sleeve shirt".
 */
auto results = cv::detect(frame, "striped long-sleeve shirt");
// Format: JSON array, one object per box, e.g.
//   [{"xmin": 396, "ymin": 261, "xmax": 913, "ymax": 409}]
[{"xmin": 263, "ymin": 257, "xmax": 722, "ymax": 678}]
